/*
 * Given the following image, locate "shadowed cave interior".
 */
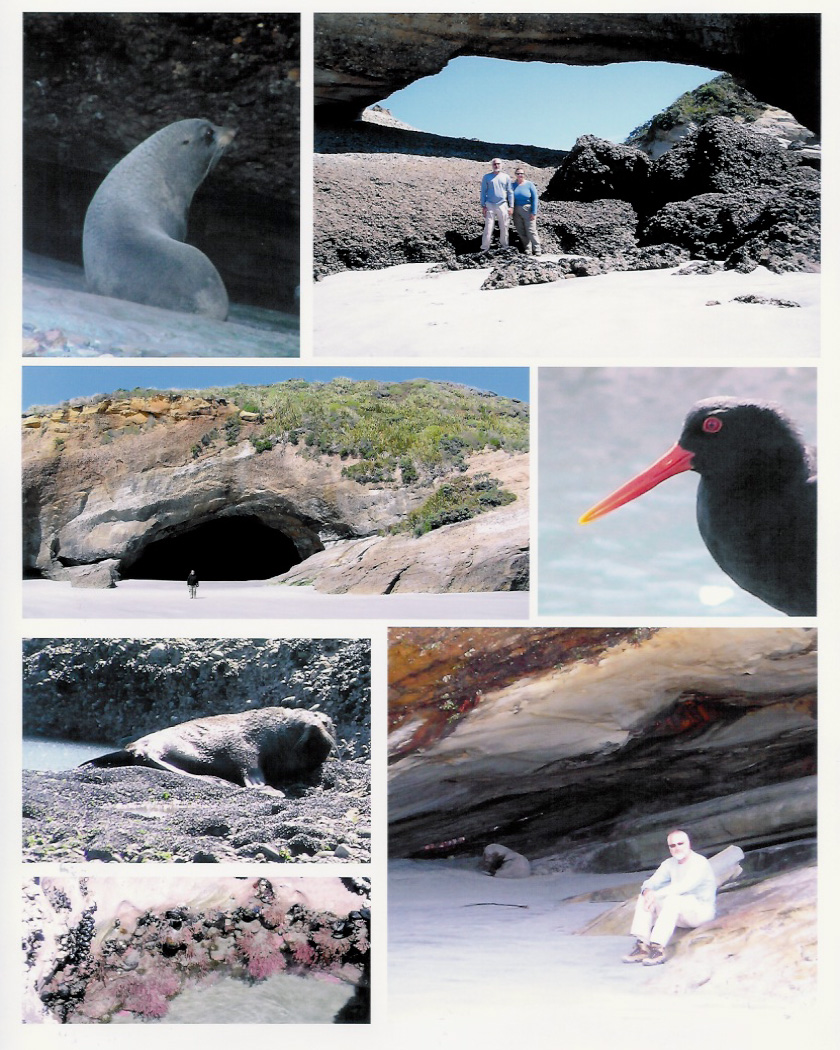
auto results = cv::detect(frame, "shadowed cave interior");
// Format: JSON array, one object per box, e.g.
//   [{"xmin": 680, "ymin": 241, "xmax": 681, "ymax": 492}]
[{"xmin": 122, "ymin": 516, "xmax": 303, "ymax": 581}]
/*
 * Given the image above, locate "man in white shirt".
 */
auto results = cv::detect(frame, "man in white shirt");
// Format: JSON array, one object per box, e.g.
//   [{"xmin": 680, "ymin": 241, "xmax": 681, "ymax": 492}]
[{"xmin": 622, "ymin": 829, "xmax": 717, "ymax": 966}]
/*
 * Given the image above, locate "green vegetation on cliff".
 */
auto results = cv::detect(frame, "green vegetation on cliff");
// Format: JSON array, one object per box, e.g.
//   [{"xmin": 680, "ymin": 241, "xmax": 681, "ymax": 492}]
[
  {"xmin": 624, "ymin": 73, "xmax": 763, "ymax": 147},
  {"xmin": 111, "ymin": 376, "xmax": 529, "ymax": 481}
]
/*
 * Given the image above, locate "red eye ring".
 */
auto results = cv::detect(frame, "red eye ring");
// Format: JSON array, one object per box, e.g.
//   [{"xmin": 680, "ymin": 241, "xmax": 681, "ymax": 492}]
[{"xmin": 702, "ymin": 416, "xmax": 723, "ymax": 434}]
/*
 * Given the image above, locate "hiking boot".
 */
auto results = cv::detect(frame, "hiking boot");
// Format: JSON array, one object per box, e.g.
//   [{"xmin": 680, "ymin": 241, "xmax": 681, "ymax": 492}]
[
  {"xmin": 642, "ymin": 943, "xmax": 666, "ymax": 966},
  {"xmin": 621, "ymin": 940, "xmax": 650, "ymax": 963}
]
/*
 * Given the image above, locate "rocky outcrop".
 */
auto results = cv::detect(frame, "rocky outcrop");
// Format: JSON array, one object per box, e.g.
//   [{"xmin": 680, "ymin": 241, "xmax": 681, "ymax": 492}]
[
  {"xmin": 22, "ymin": 386, "xmax": 529, "ymax": 593},
  {"xmin": 23, "ymin": 638, "xmax": 371, "ymax": 865},
  {"xmin": 274, "ymin": 451, "xmax": 528, "ymax": 593},
  {"xmin": 23, "ymin": 13, "xmax": 300, "ymax": 311},
  {"xmin": 387, "ymin": 628, "xmax": 816, "ymax": 861},
  {"xmin": 315, "ymin": 117, "xmax": 818, "ymax": 279},
  {"xmin": 23, "ymin": 761, "xmax": 370, "ymax": 865},
  {"xmin": 23, "ymin": 637, "xmax": 370, "ymax": 745},
  {"xmin": 314, "ymin": 13, "xmax": 819, "ymax": 136},
  {"xmin": 544, "ymin": 137, "xmax": 653, "ymax": 209},
  {"xmin": 23, "ymin": 875, "xmax": 370, "ymax": 1023}
]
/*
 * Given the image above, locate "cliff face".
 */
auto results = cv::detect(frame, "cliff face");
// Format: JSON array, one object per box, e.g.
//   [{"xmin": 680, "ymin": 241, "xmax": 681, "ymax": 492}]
[
  {"xmin": 387, "ymin": 628, "xmax": 816, "ymax": 868},
  {"xmin": 22, "ymin": 387, "xmax": 530, "ymax": 593}
]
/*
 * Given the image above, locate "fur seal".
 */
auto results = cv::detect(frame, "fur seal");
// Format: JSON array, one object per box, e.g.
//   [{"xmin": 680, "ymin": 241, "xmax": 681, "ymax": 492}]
[
  {"xmin": 82, "ymin": 118, "xmax": 236, "ymax": 320},
  {"xmin": 83, "ymin": 707, "xmax": 334, "ymax": 789}
]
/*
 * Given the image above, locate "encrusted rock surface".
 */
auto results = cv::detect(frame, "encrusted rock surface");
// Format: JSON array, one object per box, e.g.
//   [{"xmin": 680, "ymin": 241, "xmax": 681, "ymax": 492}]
[
  {"xmin": 23, "ymin": 875, "xmax": 370, "ymax": 1023},
  {"xmin": 23, "ymin": 637, "xmax": 370, "ymax": 743},
  {"xmin": 23, "ymin": 761, "xmax": 371, "ymax": 865}
]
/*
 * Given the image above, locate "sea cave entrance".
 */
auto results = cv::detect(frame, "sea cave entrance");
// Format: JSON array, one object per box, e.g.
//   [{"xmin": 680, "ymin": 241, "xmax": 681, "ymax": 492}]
[{"xmin": 123, "ymin": 516, "xmax": 304, "ymax": 581}]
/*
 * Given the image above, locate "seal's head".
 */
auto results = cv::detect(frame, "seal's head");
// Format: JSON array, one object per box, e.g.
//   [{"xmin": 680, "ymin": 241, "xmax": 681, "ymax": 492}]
[{"xmin": 146, "ymin": 118, "xmax": 237, "ymax": 194}]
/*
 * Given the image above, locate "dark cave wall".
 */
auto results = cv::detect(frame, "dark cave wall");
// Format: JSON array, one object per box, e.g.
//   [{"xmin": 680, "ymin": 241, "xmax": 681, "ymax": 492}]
[{"xmin": 23, "ymin": 12, "xmax": 300, "ymax": 310}]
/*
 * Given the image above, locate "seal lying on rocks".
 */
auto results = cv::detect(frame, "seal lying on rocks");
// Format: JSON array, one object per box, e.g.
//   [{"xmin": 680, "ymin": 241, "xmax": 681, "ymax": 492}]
[
  {"xmin": 83, "ymin": 118, "xmax": 236, "ymax": 320},
  {"xmin": 83, "ymin": 707, "xmax": 335, "ymax": 789}
]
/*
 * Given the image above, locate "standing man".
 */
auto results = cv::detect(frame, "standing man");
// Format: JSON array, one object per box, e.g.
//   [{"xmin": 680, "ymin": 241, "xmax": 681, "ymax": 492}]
[
  {"xmin": 622, "ymin": 829, "xmax": 716, "ymax": 966},
  {"xmin": 480, "ymin": 158, "xmax": 514, "ymax": 252},
  {"xmin": 511, "ymin": 167, "xmax": 542, "ymax": 256}
]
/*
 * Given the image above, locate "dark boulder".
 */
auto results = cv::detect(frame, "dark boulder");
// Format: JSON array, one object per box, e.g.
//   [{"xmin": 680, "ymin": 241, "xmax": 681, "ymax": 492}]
[
  {"xmin": 538, "ymin": 199, "xmax": 638, "ymax": 256},
  {"xmin": 648, "ymin": 116, "xmax": 806, "ymax": 208},
  {"xmin": 544, "ymin": 135, "xmax": 652, "ymax": 208}
]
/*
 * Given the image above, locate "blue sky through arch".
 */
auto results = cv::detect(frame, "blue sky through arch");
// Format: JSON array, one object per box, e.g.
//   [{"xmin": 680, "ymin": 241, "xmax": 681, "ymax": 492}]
[{"xmin": 378, "ymin": 56, "xmax": 721, "ymax": 150}]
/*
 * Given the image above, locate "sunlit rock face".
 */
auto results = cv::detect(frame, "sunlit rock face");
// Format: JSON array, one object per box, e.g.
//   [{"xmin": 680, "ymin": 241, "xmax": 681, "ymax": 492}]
[
  {"xmin": 23, "ymin": 876, "xmax": 370, "ymax": 1024},
  {"xmin": 388, "ymin": 628, "xmax": 816, "ymax": 864},
  {"xmin": 314, "ymin": 13, "xmax": 819, "ymax": 136},
  {"xmin": 21, "ymin": 393, "xmax": 529, "ymax": 593}
]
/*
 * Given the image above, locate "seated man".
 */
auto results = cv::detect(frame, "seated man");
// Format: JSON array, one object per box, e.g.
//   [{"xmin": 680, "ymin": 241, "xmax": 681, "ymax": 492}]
[{"xmin": 622, "ymin": 828, "xmax": 716, "ymax": 966}]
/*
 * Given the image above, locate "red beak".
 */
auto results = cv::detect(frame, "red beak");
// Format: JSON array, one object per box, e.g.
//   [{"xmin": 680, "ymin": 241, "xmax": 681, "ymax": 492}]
[{"xmin": 578, "ymin": 442, "xmax": 695, "ymax": 524}]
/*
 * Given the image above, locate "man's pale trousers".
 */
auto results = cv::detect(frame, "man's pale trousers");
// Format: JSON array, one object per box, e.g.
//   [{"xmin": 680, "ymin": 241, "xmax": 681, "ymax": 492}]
[
  {"xmin": 630, "ymin": 892, "xmax": 715, "ymax": 947},
  {"xmin": 482, "ymin": 202, "xmax": 510, "ymax": 250}
]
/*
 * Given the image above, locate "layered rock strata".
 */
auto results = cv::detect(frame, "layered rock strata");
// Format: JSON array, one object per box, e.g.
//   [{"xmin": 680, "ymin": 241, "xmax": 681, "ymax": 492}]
[
  {"xmin": 388, "ymin": 628, "xmax": 816, "ymax": 862},
  {"xmin": 22, "ymin": 390, "xmax": 529, "ymax": 593},
  {"xmin": 314, "ymin": 13, "xmax": 819, "ymax": 135}
]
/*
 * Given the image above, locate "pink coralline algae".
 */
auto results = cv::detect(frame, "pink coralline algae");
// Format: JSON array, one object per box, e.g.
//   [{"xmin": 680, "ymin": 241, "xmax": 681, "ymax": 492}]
[
  {"xmin": 118, "ymin": 970, "xmax": 183, "ymax": 1019},
  {"xmin": 27, "ymin": 878, "xmax": 371, "ymax": 1024}
]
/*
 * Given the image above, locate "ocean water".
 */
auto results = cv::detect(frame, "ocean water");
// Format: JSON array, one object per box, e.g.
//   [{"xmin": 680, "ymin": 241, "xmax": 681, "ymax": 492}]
[
  {"xmin": 23, "ymin": 737, "xmax": 114, "ymax": 770},
  {"xmin": 538, "ymin": 366, "xmax": 817, "ymax": 617},
  {"xmin": 110, "ymin": 971, "xmax": 355, "ymax": 1024}
]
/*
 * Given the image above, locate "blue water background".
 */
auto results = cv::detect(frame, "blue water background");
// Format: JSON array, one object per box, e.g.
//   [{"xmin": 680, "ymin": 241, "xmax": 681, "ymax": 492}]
[
  {"xmin": 538, "ymin": 366, "xmax": 817, "ymax": 617},
  {"xmin": 23, "ymin": 738, "xmax": 114, "ymax": 770}
]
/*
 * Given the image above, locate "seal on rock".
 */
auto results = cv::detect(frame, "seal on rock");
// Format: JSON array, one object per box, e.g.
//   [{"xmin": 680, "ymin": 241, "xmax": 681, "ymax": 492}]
[
  {"xmin": 82, "ymin": 118, "xmax": 237, "ymax": 320},
  {"xmin": 83, "ymin": 707, "xmax": 335, "ymax": 789}
]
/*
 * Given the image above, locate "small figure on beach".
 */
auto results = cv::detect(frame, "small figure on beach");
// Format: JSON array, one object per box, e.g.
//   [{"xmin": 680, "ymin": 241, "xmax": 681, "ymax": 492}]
[
  {"xmin": 622, "ymin": 829, "xmax": 717, "ymax": 966},
  {"xmin": 187, "ymin": 569, "xmax": 199, "ymax": 598},
  {"xmin": 479, "ymin": 158, "xmax": 514, "ymax": 252},
  {"xmin": 511, "ymin": 167, "xmax": 541, "ymax": 256}
]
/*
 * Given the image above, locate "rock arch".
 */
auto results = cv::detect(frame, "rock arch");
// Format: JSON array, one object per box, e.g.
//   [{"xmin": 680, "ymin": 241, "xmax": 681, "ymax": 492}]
[{"xmin": 314, "ymin": 13, "xmax": 819, "ymax": 136}]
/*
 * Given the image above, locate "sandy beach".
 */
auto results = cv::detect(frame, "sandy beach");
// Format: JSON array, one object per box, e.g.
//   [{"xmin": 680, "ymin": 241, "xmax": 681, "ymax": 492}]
[
  {"xmin": 388, "ymin": 859, "xmax": 815, "ymax": 1044},
  {"xmin": 314, "ymin": 261, "xmax": 819, "ymax": 358},
  {"xmin": 22, "ymin": 579, "xmax": 529, "ymax": 621}
]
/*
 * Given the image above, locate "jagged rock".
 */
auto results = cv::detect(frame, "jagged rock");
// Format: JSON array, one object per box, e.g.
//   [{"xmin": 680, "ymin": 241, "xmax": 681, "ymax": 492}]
[
  {"xmin": 648, "ymin": 116, "xmax": 812, "ymax": 208},
  {"xmin": 538, "ymin": 198, "xmax": 638, "ymax": 256},
  {"xmin": 544, "ymin": 135, "xmax": 652, "ymax": 207},
  {"xmin": 480, "ymin": 843, "xmax": 531, "ymax": 878}
]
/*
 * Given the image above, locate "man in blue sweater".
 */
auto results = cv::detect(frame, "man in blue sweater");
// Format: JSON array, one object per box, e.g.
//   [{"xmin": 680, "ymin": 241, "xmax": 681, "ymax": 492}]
[
  {"xmin": 511, "ymin": 167, "xmax": 542, "ymax": 256},
  {"xmin": 622, "ymin": 829, "xmax": 717, "ymax": 966},
  {"xmin": 480, "ymin": 158, "xmax": 514, "ymax": 251}
]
